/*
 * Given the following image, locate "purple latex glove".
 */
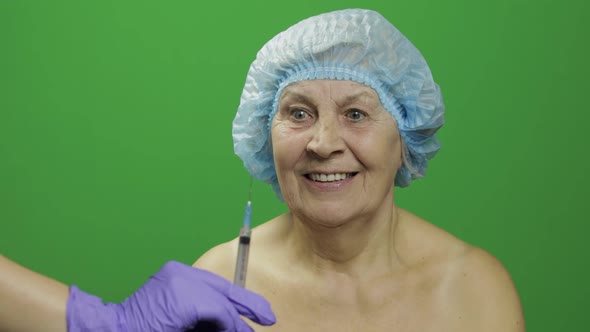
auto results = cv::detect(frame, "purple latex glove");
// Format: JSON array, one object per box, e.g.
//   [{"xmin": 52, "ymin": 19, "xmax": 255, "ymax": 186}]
[{"xmin": 66, "ymin": 261, "xmax": 276, "ymax": 332}]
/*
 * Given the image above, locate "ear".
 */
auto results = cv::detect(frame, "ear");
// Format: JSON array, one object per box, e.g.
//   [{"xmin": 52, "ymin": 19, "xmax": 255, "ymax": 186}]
[{"xmin": 395, "ymin": 134, "xmax": 405, "ymax": 171}]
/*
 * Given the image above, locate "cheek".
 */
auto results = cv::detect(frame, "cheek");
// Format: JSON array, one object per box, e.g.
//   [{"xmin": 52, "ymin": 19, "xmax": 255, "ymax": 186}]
[
  {"xmin": 271, "ymin": 125, "xmax": 301, "ymax": 173},
  {"xmin": 353, "ymin": 130, "xmax": 402, "ymax": 171},
  {"xmin": 270, "ymin": 128, "xmax": 307, "ymax": 204}
]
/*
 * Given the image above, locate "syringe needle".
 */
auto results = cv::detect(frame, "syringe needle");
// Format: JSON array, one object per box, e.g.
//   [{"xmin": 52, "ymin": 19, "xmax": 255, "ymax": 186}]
[{"xmin": 248, "ymin": 176, "xmax": 253, "ymax": 202}]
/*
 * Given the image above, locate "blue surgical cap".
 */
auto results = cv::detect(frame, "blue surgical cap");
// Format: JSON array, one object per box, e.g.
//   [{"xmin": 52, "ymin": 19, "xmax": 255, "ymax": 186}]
[{"xmin": 233, "ymin": 8, "xmax": 445, "ymax": 200}]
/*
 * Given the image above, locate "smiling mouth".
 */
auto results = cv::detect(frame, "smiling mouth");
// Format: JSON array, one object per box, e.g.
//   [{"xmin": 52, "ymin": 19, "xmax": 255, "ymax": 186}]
[{"xmin": 305, "ymin": 173, "xmax": 357, "ymax": 182}]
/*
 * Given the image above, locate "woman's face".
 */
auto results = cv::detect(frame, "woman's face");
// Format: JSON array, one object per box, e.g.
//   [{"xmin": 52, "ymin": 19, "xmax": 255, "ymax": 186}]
[{"xmin": 271, "ymin": 80, "xmax": 402, "ymax": 226}]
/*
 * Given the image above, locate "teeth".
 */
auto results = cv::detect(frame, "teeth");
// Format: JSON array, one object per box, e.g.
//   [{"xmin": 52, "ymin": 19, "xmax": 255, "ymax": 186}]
[{"xmin": 309, "ymin": 173, "xmax": 351, "ymax": 182}]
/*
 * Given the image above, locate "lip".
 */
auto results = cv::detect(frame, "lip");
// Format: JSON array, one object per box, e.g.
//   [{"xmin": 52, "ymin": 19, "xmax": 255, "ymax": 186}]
[{"xmin": 302, "ymin": 172, "xmax": 358, "ymax": 192}]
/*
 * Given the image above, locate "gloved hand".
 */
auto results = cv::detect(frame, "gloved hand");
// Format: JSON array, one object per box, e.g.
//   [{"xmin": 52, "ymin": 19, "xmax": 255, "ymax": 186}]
[{"xmin": 66, "ymin": 261, "xmax": 276, "ymax": 332}]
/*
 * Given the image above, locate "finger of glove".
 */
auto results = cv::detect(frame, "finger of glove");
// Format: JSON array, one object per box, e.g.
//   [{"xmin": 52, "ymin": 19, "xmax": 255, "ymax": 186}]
[
  {"xmin": 217, "ymin": 308, "xmax": 256, "ymax": 332},
  {"xmin": 233, "ymin": 318, "xmax": 256, "ymax": 332},
  {"xmin": 195, "ymin": 291, "xmax": 254, "ymax": 332},
  {"xmin": 193, "ymin": 268, "xmax": 276, "ymax": 326},
  {"xmin": 228, "ymin": 287, "xmax": 276, "ymax": 326}
]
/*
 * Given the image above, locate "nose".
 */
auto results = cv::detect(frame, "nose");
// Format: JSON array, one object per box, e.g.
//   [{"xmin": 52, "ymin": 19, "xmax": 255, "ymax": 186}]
[{"xmin": 306, "ymin": 115, "xmax": 346, "ymax": 159}]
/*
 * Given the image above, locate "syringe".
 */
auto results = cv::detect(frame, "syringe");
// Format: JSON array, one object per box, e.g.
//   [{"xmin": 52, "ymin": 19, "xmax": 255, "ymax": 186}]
[{"xmin": 233, "ymin": 180, "xmax": 252, "ymax": 287}]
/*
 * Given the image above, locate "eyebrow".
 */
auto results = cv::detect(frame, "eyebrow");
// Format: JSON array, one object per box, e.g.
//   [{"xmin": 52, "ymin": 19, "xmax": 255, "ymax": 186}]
[
  {"xmin": 280, "ymin": 89, "xmax": 377, "ymax": 106},
  {"xmin": 279, "ymin": 91, "xmax": 313, "ymax": 104},
  {"xmin": 340, "ymin": 91, "xmax": 377, "ymax": 106}
]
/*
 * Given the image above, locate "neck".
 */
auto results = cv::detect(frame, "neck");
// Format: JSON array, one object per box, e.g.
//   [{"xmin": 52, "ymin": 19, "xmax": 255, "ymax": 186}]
[{"xmin": 286, "ymin": 197, "xmax": 403, "ymax": 278}]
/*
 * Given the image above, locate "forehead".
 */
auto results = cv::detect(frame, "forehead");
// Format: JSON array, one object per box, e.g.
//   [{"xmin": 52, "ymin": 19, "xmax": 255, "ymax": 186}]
[{"xmin": 279, "ymin": 80, "xmax": 381, "ymax": 104}]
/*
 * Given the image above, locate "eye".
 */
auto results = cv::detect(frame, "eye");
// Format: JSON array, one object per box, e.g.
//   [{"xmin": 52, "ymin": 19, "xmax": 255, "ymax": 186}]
[
  {"xmin": 290, "ymin": 109, "xmax": 309, "ymax": 121},
  {"xmin": 346, "ymin": 109, "xmax": 366, "ymax": 122}
]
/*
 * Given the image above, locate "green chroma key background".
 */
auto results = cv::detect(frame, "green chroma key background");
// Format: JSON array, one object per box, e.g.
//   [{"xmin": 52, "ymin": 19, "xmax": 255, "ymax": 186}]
[{"xmin": 1, "ymin": 1, "xmax": 588, "ymax": 330}]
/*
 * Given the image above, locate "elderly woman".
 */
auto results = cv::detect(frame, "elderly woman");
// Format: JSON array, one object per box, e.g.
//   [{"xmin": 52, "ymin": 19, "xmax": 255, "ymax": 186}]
[{"xmin": 195, "ymin": 9, "xmax": 524, "ymax": 331}]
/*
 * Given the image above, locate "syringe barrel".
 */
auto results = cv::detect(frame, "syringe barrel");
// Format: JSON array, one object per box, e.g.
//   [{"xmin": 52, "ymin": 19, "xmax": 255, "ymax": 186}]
[{"xmin": 233, "ymin": 234, "xmax": 250, "ymax": 287}]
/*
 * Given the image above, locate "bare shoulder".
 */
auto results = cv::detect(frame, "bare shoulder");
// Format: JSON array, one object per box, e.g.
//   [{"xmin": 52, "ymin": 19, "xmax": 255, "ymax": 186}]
[
  {"xmin": 399, "ymin": 209, "xmax": 525, "ymax": 331},
  {"xmin": 192, "ymin": 214, "xmax": 288, "ymax": 280},
  {"xmin": 192, "ymin": 238, "xmax": 238, "ymax": 281},
  {"xmin": 445, "ymin": 243, "xmax": 525, "ymax": 331}
]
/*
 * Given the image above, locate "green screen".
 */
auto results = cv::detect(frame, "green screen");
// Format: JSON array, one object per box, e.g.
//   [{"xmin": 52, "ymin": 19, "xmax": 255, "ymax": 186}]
[{"xmin": 1, "ymin": 1, "xmax": 588, "ymax": 330}]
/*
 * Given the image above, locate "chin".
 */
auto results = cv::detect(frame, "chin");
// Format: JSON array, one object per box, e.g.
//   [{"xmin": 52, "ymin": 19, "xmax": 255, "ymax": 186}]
[{"xmin": 291, "ymin": 198, "xmax": 362, "ymax": 227}]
